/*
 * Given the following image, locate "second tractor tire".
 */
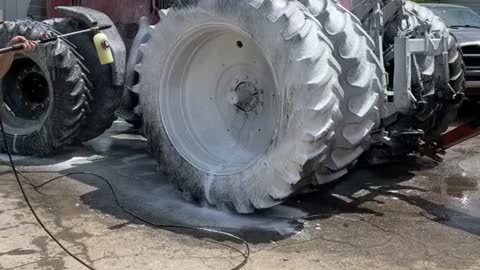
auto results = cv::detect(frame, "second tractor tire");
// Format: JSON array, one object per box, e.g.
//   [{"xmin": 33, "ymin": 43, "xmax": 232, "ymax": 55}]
[
  {"xmin": 384, "ymin": 1, "xmax": 465, "ymax": 144},
  {"xmin": 298, "ymin": 0, "xmax": 385, "ymax": 183},
  {"xmin": 46, "ymin": 18, "xmax": 124, "ymax": 143}
]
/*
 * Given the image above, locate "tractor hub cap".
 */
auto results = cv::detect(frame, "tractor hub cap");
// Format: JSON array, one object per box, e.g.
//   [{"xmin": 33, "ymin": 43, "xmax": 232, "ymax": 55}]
[
  {"xmin": 160, "ymin": 24, "xmax": 280, "ymax": 175},
  {"xmin": 227, "ymin": 81, "xmax": 261, "ymax": 113}
]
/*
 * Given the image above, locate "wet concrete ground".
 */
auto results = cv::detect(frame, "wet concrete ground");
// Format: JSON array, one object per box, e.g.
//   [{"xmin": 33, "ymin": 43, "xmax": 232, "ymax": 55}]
[{"xmin": 0, "ymin": 106, "xmax": 480, "ymax": 269}]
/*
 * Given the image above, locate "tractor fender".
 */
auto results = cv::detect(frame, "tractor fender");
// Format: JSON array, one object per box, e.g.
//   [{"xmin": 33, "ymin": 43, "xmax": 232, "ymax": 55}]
[{"xmin": 55, "ymin": 6, "xmax": 126, "ymax": 86}]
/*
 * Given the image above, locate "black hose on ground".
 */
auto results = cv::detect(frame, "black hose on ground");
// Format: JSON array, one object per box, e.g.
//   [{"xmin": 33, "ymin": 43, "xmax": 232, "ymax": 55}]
[{"xmin": 0, "ymin": 116, "xmax": 250, "ymax": 270}]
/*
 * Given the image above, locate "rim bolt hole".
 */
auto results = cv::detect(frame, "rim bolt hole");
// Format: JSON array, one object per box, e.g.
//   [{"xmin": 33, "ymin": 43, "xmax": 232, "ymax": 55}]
[{"xmin": 236, "ymin": 41, "xmax": 243, "ymax": 48}]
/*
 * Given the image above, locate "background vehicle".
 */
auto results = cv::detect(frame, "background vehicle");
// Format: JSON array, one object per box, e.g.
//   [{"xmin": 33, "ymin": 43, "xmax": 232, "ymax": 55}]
[
  {"xmin": 422, "ymin": 3, "xmax": 480, "ymax": 99},
  {"xmin": 0, "ymin": 0, "xmax": 465, "ymax": 213}
]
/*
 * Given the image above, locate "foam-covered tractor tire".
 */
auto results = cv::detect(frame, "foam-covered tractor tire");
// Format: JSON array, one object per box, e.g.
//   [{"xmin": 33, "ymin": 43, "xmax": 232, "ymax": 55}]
[
  {"xmin": 139, "ymin": 0, "xmax": 344, "ymax": 213},
  {"xmin": 298, "ymin": 0, "xmax": 384, "ymax": 183},
  {"xmin": 384, "ymin": 1, "xmax": 465, "ymax": 143},
  {"xmin": 0, "ymin": 20, "xmax": 89, "ymax": 156}
]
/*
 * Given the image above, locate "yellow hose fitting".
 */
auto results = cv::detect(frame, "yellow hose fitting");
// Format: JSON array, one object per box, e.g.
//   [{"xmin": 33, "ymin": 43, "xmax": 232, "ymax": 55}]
[{"xmin": 93, "ymin": 32, "xmax": 114, "ymax": 65}]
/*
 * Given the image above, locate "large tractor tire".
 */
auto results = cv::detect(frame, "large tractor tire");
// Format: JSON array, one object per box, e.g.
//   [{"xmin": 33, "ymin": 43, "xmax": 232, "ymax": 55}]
[
  {"xmin": 45, "ymin": 19, "xmax": 123, "ymax": 143},
  {"xmin": 73, "ymin": 36, "xmax": 122, "ymax": 143},
  {"xmin": 139, "ymin": 0, "xmax": 344, "ymax": 213},
  {"xmin": 384, "ymin": 1, "xmax": 465, "ymax": 144},
  {"xmin": 298, "ymin": 0, "xmax": 384, "ymax": 183},
  {"xmin": 0, "ymin": 20, "xmax": 90, "ymax": 156}
]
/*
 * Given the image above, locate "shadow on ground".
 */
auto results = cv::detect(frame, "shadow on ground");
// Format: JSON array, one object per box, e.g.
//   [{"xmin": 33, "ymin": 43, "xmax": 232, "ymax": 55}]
[{"xmin": 2, "ymin": 116, "xmax": 479, "ymax": 244}]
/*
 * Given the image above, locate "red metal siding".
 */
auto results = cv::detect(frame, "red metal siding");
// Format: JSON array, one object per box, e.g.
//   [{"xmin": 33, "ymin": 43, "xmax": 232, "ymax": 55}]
[
  {"xmin": 339, "ymin": 0, "xmax": 351, "ymax": 10},
  {"xmin": 79, "ymin": 0, "xmax": 151, "ymax": 24},
  {"xmin": 47, "ymin": 0, "xmax": 73, "ymax": 18},
  {"xmin": 47, "ymin": 0, "xmax": 152, "ymax": 24}
]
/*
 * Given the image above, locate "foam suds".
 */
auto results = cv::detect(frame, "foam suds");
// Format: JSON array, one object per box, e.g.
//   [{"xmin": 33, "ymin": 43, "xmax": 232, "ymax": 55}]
[{"xmin": 0, "ymin": 121, "xmax": 307, "ymax": 243}]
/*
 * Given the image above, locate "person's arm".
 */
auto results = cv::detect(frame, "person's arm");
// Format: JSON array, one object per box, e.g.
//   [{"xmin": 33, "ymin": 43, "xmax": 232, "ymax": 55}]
[{"xmin": 0, "ymin": 36, "xmax": 38, "ymax": 79}]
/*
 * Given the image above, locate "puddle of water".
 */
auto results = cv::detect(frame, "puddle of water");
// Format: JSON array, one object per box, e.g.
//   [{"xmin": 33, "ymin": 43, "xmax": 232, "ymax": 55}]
[
  {"xmin": 445, "ymin": 176, "xmax": 478, "ymax": 198},
  {"xmin": 430, "ymin": 174, "xmax": 478, "ymax": 199}
]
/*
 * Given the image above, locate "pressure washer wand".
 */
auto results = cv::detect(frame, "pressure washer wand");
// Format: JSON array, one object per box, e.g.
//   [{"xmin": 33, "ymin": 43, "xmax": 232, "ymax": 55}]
[{"xmin": 0, "ymin": 25, "xmax": 112, "ymax": 55}]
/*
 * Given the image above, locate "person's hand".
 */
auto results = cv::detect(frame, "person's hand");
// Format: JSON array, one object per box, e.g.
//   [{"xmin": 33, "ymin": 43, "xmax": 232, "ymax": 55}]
[{"xmin": 6, "ymin": 36, "xmax": 38, "ymax": 54}]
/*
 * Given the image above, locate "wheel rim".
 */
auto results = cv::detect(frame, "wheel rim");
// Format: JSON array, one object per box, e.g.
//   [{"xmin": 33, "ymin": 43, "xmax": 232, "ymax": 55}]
[
  {"xmin": 0, "ymin": 57, "xmax": 52, "ymax": 135},
  {"xmin": 161, "ymin": 24, "xmax": 280, "ymax": 175}
]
